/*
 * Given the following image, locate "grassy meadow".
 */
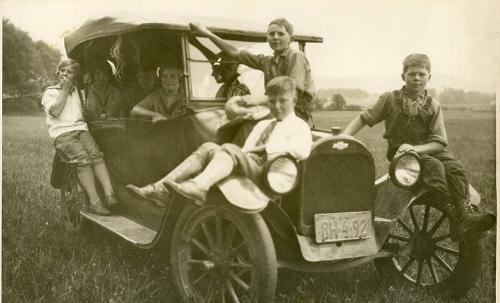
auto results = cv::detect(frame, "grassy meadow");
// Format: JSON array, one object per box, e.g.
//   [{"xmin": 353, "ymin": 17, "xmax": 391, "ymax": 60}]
[{"xmin": 2, "ymin": 110, "xmax": 496, "ymax": 302}]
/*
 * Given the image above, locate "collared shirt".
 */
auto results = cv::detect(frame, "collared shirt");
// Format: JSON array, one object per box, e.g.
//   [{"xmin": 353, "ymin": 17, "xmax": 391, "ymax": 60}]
[
  {"xmin": 237, "ymin": 47, "xmax": 316, "ymax": 112},
  {"xmin": 360, "ymin": 87, "xmax": 448, "ymax": 159},
  {"xmin": 215, "ymin": 75, "xmax": 250, "ymax": 98},
  {"xmin": 243, "ymin": 112, "xmax": 312, "ymax": 160},
  {"xmin": 86, "ymin": 84, "xmax": 124, "ymax": 120},
  {"xmin": 41, "ymin": 84, "xmax": 88, "ymax": 139},
  {"xmin": 137, "ymin": 87, "xmax": 187, "ymax": 118}
]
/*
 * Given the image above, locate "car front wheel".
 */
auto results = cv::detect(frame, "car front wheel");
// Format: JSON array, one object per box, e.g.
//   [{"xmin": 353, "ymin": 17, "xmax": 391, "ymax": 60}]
[
  {"xmin": 374, "ymin": 197, "xmax": 483, "ymax": 298},
  {"xmin": 170, "ymin": 203, "xmax": 278, "ymax": 302}
]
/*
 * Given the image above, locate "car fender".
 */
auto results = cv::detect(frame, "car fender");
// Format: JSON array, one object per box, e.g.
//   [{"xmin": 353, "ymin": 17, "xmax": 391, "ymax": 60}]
[
  {"xmin": 216, "ymin": 175, "xmax": 270, "ymax": 214},
  {"xmin": 373, "ymin": 174, "xmax": 481, "ymax": 249}
]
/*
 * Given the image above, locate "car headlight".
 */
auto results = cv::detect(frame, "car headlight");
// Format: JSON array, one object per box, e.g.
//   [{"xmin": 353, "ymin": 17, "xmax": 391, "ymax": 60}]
[
  {"xmin": 265, "ymin": 155, "xmax": 299, "ymax": 194},
  {"xmin": 389, "ymin": 151, "xmax": 422, "ymax": 189}
]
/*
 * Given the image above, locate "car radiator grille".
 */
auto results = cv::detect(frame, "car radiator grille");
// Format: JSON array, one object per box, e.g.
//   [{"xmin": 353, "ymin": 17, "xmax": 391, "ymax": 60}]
[{"xmin": 298, "ymin": 153, "xmax": 375, "ymax": 235}]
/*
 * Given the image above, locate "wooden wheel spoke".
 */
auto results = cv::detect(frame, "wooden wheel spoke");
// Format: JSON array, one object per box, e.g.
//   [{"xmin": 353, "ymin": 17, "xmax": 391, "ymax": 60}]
[
  {"xmin": 225, "ymin": 280, "xmax": 240, "ymax": 303},
  {"xmin": 422, "ymin": 204, "xmax": 431, "ymax": 232},
  {"xmin": 409, "ymin": 205, "xmax": 420, "ymax": 231},
  {"xmin": 192, "ymin": 269, "xmax": 210, "ymax": 285},
  {"xmin": 229, "ymin": 270, "xmax": 250, "ymax": 291},
  {"xmin": 401, "ymin": 257, "xmax": 415, "ymax": 273},
  {"xmin": 432, "ymin": 233, "xmax": 453, "ymax": 243},
  {"xmin": 432, "ymin": 253, "xmax": 453, "ymax": 273},
  {"xmin": 428, "ymin": 214, "xmax": 446, "ymax": 235},
  {"xmin": 397, "ymin": 219, "xmax": 415, "ymax": 235},
  {"xmin": 191, "ymin": 238, "xmax": 211, "ymax": 257},
  {"xmin": 230, "ymin": 262, "xmax": 252, "ymax": 269},
  {"xmin": 416, "ymin": 260, "xmax": 424, "ymax": 285},
  {"xmin": 215, "ymin": 216, "xmax": 224, "ymax": 248},
  {"xmin": 427, "ymin": 258, "xmax": 439, "ymax": 284},
  {"xmin": 205, "ymin": 276, "xmax": 217, "ymax": 302},
  {"xmin": 389, "ymin": 234, "xmax": 410, "ymax": 242},
  {"xmin": 202, "ymin": 222, "xmax": 216, "ymax": 250},
  {"xmin": 435, "ymin": 244, "xmax": 459, "ymax": 256},
  {"xmin": 229, "ymin": 241, "xmax": 246, "ymax": 258},
  {"xmin": 224, "ymin": 224, "xmax": 237, "ymax": 247}
]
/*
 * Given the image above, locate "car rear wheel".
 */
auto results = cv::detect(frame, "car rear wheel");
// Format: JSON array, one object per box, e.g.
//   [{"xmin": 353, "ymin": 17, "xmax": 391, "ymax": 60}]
[
  {"xmin": 170, "ymin": 203, "xmax": 278, "ymax": 302},
  {"xmin": 60, "ymin": 168, "xmax": 89, "ymax": 232},
  {"xmin": 374, "ymin": 197, "xmax": 483, "ymax": 298}
]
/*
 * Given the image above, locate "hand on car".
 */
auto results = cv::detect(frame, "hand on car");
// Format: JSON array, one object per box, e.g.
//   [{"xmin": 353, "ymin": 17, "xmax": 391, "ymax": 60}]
[
  {"xmin": 397, "ymin": 144, "xmax": 416, "ymax": 155},
  {"xmin": 189, "ymin": 23, "xmax": 210, "ymax": 37},
  {"xmin": 152, "ymin": 114, "xmax": 168, "ymax": 124}
]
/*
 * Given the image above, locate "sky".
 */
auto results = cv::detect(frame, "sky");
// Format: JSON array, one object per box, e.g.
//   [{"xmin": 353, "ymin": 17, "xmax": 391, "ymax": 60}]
[{"xmin": 1, "ymin": 0, "xmax": 499, "ymax": 93}]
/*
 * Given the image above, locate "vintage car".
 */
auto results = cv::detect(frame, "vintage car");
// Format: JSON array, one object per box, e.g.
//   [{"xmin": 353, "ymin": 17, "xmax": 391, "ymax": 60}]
[{"xmin": 52, "ymin": 13, "xmax": 488, "ymax": 302}]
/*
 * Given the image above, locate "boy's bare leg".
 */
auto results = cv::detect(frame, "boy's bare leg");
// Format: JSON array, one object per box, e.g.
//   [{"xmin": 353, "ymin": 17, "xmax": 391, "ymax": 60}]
[
  {"xmin": 93, "ymin": 161, "xmax": 118, "ymax": 206},
  {"xmin": 77, "ymin": 165, "xmax": 111, "ymax": 215}
]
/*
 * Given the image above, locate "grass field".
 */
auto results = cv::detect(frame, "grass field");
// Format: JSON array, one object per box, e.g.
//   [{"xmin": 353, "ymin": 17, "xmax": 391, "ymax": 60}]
[{"xmin": 2, "ymin": 110, "xmax": 496, "ymax": 302}]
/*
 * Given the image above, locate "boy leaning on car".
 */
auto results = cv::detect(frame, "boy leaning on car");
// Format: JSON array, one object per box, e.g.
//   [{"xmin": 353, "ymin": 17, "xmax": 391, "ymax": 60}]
[
  {"xmin": 127, "ymin": 76, "xmax": 312, "ymax": 205},
  {"xmin": 41, "ymin": 59, "xmax": 118, "ymax": 215},
  {"xmin": 342, "ymin": 54, "xmax": 495, "ymax": 239},
  {"xmin": 189, "ymin": 18, "xmax": 316, "ymax": 125}
]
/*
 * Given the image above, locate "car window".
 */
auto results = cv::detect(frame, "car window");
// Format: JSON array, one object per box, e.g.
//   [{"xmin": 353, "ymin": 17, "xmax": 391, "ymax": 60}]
[{"xmin": 188, "ymin": 38, "xmax": 266, "ymax": 99}]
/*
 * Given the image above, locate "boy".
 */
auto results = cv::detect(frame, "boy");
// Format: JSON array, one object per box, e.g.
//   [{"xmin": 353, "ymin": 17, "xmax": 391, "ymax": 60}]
[
  {"xmin": 42, "ymin": 59, "xmax": 117, "ymax": 215},
  {"xmin": 190, "ymin": 18, "xmax": 316, "ymax": 124},
  {"xmin": 343, "ymin": 54, "xmax": 495, "ymax": 238},
  {"xmin": 84, "ymin": 61, "xmax": 124, "ymax": 120},
  {"xmin": 131, "ymin": 65, "xmax": 187, "ymax": 123},
  {"xmin": 127, "ymin": 76, "xmax": 312, "ymax": 204}
]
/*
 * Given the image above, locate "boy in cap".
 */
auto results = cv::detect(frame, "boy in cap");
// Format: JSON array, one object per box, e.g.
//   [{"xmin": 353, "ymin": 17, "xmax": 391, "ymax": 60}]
[
  {"xmin": 343, "ymin": 54, "xmax": 495, "ymax": 238},
  {"xmin": 42, "ymin": 58, "xmax": 118, "ymax": 215},
  {"xmin": 127, "ymin": 76, "xmax": 312, "ymax": 204},
  {"xmin": 190, "ymin": 18, "xmax": 316, "ymax": 125}
]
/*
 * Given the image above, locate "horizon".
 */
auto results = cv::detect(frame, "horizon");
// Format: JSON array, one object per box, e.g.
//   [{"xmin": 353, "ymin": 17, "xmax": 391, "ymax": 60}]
[{"xmin": 1, "ymin": 0, "xmax": 499, "ymax": 94}]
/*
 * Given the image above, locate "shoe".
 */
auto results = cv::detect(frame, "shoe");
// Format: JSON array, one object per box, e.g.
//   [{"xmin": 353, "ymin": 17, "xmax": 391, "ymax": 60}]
[
  {"xmin": 126, "ymin": 184, "xmax": 169, "ymax": 207},
  {"xmin": 167, "ymin": 179, "xmax": 207, "ymax": 205},
  {"xmin": 89, "ymin": 200, "xmax": 111, "ymax": 216},
  {"xmin": 105, "ymin": 192, "xmax": 119, "ymax": 207},
  {"xmin": 445, "ymin": 203, "xmax": 496, "ymax": 239},
  {"xmin": 456, "ymin": 204, "xmax": 496, "ymax": 235}
]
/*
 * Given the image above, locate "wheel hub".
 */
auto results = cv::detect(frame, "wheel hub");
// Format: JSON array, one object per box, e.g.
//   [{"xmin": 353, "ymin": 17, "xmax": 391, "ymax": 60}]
[{"xmin": 408, "ymin": 231, "xmax": 436, "ymax": 259}]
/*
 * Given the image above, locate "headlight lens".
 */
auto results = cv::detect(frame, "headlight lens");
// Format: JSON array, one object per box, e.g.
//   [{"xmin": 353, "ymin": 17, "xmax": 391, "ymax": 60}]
[
  {"xmin": 390, "ymin": 152, "xmax": 421, "ymax": 188},
  {"xmin": 266, "ymin": 156, "xmax": 299, "ymax": 194}
]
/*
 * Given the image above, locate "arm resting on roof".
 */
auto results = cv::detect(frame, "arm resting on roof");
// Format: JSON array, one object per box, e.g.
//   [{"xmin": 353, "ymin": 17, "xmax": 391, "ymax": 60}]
[{"xmin": 190, "ymin": 23, "xmax": 240, "ymax": 58}]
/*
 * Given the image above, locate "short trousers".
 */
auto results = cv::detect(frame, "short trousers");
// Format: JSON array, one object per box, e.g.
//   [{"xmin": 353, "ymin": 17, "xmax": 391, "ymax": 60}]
[{"xmin": 53, "ymin": 130, "xmax": 104, "ymax": 166}]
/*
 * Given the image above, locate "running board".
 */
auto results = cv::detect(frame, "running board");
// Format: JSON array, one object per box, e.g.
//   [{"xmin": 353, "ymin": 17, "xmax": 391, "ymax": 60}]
[{"xmin": 81, "ymin": 211, "xmax": 157, "ymax": 246}]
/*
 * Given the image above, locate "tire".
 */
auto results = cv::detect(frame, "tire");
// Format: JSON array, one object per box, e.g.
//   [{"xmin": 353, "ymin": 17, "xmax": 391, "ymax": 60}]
[
  {"xmin": 170, "ymin": 203, "xmax": 278, "ymax": 303},
  {"xmin": 59, "ymin": 167, "xmax": 90, "ymax": 232},
  {"xmin": 374, "ymin": 196, "xmax": 483, "ymax": 298}
]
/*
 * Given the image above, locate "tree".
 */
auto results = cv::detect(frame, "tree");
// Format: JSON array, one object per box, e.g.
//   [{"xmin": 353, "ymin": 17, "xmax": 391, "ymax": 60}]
[
  {"xmin": 331, "ymin": 94, "xmax": 346, "ymax": 110},
  {"xmin": 3, "ymin": 19, "xmax": 61, "ymax": 95}
]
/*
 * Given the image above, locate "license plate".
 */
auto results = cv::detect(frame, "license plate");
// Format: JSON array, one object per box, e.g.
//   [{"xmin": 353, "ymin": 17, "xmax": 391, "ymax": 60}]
[{"xmin": 314, "ymin": 211, "xmax": 372, "ymax": 243}]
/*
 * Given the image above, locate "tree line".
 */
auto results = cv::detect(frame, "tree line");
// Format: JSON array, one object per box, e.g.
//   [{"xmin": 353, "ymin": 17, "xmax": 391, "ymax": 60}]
[{"xmin": 3, "ymin": 19, "xmax": 62, "ymax": 96}]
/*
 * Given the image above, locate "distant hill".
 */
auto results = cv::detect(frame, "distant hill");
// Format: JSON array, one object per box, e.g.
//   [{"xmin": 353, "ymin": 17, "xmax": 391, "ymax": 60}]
[{"xmin": 315, "ymin": 73, "xmax": 496, "ymax": 95}]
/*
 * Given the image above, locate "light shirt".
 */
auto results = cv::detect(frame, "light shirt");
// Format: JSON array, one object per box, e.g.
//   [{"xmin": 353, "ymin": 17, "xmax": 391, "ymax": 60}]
[
  {"xmin": 243, "ymin": 112, "xmax": 312, "ymax": 160},
  {"xmin": 41, "ymin": 85, "xmax": 88, "ymax": 139}
]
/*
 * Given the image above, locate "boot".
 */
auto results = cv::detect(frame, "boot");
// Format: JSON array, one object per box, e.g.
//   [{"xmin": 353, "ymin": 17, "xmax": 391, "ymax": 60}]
[
  {"xmin": 126, "ymin": 183, "xmax": 170, "ymax": 207},
  {"xmin": 89, "ymin": 199, "xmax": 111, "ymax": 216},
  {"xmin": 164, "ymin": 153, "xmax": 206, "ymax": 183},
  {"xmin": 171, "ymin": 152, "xmax": 234, "ymax": 204},
  {"xmin": 444, "ymin": 202, "xmax": 496, "ymax": 238}
]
